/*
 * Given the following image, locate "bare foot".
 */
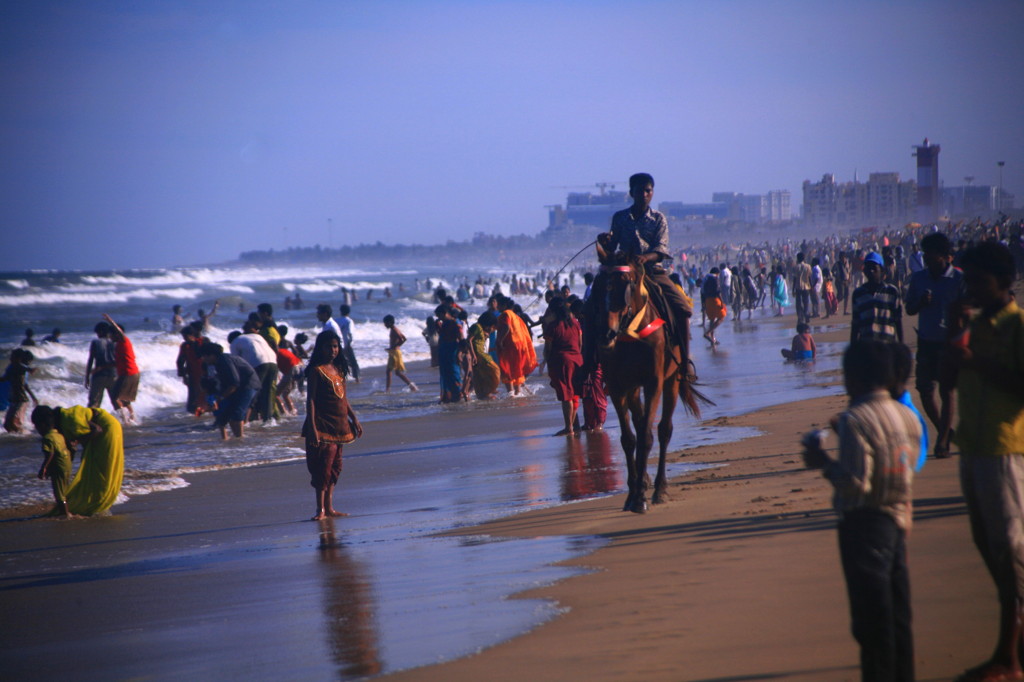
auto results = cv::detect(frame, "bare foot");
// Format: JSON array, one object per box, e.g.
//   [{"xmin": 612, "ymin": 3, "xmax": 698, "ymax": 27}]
[
  {"xmin": 956, "ymin": 662, "xmax": 1024, "ymax": 682},
  {"xmin": 310, "ymin": 512, "xmax": 327, "ymax": 521},
  {"xmin": 553, "ymin": 428, "xmax": 572, "ymax": 436},
  {"xmin": 327, "ymin": 509, "xmax": 348, "ymax": 518}
]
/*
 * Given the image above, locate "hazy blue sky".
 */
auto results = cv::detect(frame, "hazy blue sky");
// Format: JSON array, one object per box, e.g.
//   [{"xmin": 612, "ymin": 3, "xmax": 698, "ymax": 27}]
[{"xmin": 2, "ymin": 0, "xmax": 1021, "ymax": 271}]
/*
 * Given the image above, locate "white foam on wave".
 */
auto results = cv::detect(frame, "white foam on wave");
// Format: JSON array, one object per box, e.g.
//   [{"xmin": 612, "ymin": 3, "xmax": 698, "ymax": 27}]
[
  {"xmin": 120, "ymin": 474, "xmax": 190, "ymax": 498},
  {"xmin": 0, "ymin": 287, "xmax": 205, "ymax": 307}
]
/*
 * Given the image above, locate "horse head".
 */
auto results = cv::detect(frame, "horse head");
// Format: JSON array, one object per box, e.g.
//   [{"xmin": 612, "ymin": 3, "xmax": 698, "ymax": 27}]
[{"xmin": 601, "ymin": 255, "xmax": 646, "ymax": 347}]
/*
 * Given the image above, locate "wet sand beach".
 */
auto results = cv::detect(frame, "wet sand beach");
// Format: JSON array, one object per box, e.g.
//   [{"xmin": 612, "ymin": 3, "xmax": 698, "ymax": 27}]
[
  {"xmin": 0, "ymin": 310, "xmax": 1001, "ymax": 681},
  {"xmin": 389, "ymin": 389, "xmax": 992, "ymax": 682}
]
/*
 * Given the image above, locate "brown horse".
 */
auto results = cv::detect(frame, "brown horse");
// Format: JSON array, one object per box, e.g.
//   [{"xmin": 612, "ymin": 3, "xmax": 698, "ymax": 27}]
[{"xmin": 593, "ymin": 253, "xmax": 705, "ymax": 513}]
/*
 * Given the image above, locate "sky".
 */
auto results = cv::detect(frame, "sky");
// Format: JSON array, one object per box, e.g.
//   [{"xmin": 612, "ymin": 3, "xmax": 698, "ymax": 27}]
[{"xmin": 1, "ymin": 0, "xmax": 1022, "ymax": 271}]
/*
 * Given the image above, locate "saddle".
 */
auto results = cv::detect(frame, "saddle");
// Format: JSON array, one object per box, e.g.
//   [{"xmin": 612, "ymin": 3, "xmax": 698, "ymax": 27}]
[
  {"xmin": 621, "ymin": 274, "xmax": 668, "ymax": 341},
  {"xmin": 641, "ymin": 271, "xmax": 702, "ymax": 385}
]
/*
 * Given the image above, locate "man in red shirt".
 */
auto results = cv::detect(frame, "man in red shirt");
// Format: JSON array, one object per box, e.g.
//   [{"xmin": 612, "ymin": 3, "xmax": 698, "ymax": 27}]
[{"xmin": 102, "ymin": 313, "xmax": 140, "ymax": 423}]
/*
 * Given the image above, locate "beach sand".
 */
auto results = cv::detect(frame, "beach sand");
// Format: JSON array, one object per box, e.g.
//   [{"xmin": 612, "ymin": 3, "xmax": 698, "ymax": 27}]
[
  {"xmin": 0, "ymin": 318, "xmax": 1000, "ymax": 681},
  {"xmin": 388, "ymin": 388, "xmax": 992, "ymax": 681}
]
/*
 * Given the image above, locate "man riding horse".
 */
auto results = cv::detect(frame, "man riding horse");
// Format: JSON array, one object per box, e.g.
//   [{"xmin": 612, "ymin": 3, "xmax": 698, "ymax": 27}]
[
  {"xmin": 595, "ymin": 172, "xmax": 693, "ymax": 378},
  {"xmin": 586, "ymin": 172, "xmax": 705, "ymax": 512}
]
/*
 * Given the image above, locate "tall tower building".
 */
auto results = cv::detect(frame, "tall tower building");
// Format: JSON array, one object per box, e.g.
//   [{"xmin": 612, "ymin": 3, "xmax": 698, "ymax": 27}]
[{"xmin": 913, "ymin": 138, "xmax": 940, "ymax": 223}]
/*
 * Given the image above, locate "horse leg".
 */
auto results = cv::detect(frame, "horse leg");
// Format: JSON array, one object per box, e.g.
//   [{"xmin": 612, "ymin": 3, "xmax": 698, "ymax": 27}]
[
  {"xmin": 653, "ymin": 373, "xmax": 680, "ymax": 505},
  {"xmin": 611, "ymin": 394, "xmax": 638, "ymax": 512},
  {"xmin": 628, "ymin": 384, "xmax": 660, "ymax": 513}
]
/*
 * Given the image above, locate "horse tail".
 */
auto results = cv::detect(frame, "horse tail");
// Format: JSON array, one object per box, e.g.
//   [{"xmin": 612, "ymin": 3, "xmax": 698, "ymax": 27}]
[{"xmin": 679, "ymin": 361, "xmax": 715, "ymax": 418}]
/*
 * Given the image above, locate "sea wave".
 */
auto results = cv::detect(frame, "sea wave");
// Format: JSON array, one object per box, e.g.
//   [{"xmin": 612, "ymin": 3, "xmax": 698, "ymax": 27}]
[{"xmin": 0, "ymin": 287, "xmax": 205, "ymax": 307}]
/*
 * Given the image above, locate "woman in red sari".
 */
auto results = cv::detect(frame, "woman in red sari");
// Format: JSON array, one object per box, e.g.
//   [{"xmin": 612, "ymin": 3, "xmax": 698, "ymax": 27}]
[
  {"xmin": 544, "ymin": 297, "xmax": 583, "ymax": 435},
  {"xmin": 495, "ymin": 296, "xmax": 537, "ymax": 396}
]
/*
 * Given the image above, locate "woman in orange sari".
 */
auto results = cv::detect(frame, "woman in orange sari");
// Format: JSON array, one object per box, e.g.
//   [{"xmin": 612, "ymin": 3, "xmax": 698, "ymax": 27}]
[{"xmin": 495, "ymin": 296, "xmax": 537, "ymax": 395}]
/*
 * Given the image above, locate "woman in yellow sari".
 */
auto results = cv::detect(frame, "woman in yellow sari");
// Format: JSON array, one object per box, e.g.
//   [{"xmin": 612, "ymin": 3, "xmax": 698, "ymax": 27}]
[
  {"xmin": 495, "ymin": 297, "xmax": 538, "ymax": 395},
  {"xmin": 468, "ymin": 312, "xmax": 500, "ymax": 400},
  {"xmin": 35, "ymin": 405, "xmax": 124, "ymax": 515}
]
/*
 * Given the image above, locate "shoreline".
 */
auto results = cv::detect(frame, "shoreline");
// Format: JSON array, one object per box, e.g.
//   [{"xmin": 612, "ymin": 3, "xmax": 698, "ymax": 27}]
[
  {"xmin": 2, "ymin": 305, "xmax": 995, "ymax": 680},
  {"xmin": 380, "ymin": 306, "xmax": 1007, "ymax": 681},
  {"xmin": 385, "ymin": 389, "xmax": 993, "ymax": 682}
]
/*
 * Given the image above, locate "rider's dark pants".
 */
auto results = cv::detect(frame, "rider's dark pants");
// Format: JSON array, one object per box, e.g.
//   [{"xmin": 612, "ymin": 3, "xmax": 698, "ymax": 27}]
[{"xmin": 647, "ymin": 270, "xmax": 692, "ymax": 356}]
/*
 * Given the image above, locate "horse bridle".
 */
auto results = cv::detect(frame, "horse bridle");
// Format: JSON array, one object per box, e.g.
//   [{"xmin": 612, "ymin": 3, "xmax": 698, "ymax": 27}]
[
  {"xmin": 602, "ymin": 264, "xmax": 665, "ymax": 341},
  {"xmin": 603, "ymin": 264, "xmax": 635, "ymax": 318}
]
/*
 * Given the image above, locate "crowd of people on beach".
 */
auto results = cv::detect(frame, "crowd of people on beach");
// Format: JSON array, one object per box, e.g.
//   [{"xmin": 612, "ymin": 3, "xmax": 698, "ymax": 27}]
[{"xmin": 4, "ymin": 164, "xmax": 1024, "ymax": 681}]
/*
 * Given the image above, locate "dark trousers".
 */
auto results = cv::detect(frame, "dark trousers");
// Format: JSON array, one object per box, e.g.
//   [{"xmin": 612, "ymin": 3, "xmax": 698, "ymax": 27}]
[
  {"xmin": 342, "ymin": 344, "xmax": 360, "ymax": 381},
  {"xmin": 837, "ymin": 509, "xmax": 914, "ymax": 682},
  {"xmin": 794, "ymin": 289, "xmax": 812, "ymax": 324},
  {"xmin": 647, "ymin": 270, "xmax": 692, "ymax": 358}
]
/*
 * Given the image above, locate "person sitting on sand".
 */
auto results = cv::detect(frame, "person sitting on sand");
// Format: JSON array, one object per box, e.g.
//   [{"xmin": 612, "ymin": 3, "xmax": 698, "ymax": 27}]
[
  {"xmin": 302, "ymin": 330, "xmax": 362, "ymax": 521},
  {"xmin": 802, "ymin": 339, "xmax": 920, "ymax": 682},
  {"xmin": 781, "ymin": 322, "xmax": 816, "ymax": 362}
]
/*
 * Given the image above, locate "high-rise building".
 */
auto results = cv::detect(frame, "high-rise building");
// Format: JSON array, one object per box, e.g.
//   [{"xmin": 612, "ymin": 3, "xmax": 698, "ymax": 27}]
[
  {"xmin": 802, "ymin": 173, "xmax": 915, "ymax": 228},
  {"xmin": 547, "ymin": 189, "xmax": 629, "ymax": 229},
  {"xmin": 913, "ymin": 138, "xmax": 940, "ymax": 223},
  {"xmin": 941, "ymin": 184, "xmax": 1014, "ymax": 218},
  {"xmin": 765, "ymin": 190, "xmax": 792, "ymax": 222},
  {"xmin": 803, "ymin": 174, "xmax": 839, "ymax": 228}
]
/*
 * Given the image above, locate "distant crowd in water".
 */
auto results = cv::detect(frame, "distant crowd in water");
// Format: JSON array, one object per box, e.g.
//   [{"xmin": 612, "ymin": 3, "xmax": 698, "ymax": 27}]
[{"xmin": 4, "ymin": 217, "xmax": 1023, "ymax": 520}]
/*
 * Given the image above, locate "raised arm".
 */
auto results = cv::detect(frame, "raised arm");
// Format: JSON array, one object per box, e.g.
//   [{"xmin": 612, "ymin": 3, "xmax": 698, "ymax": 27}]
[{"xmin": 102, "ymin": 313, "xmax": 124, "ymax": 337}]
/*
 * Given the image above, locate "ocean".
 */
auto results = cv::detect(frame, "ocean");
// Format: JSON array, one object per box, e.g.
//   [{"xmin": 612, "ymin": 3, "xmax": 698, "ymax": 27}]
[
  {"xmin": 0, "ymin": 258, "xmax": 845, "ymax": 511},
  {"xmin": 0, "ymin": 260, "xmax": 587, "ymax": 509}
]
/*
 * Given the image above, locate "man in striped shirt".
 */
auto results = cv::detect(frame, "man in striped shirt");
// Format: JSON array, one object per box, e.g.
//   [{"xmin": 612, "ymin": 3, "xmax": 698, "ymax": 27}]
[
  {"xmin": 803, "ymin": 340, "xmax": 921, "ymax": 682},
  {"xmin": 850, "ymin": 251, "xmax": 904, "ymax": 344}
]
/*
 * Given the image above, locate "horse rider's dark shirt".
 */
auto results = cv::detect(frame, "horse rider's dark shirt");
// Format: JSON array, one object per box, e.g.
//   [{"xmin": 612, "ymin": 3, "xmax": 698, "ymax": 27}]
[{"xmin": 608, "ymin": 207, "xmax": 671, "ymax": 264}]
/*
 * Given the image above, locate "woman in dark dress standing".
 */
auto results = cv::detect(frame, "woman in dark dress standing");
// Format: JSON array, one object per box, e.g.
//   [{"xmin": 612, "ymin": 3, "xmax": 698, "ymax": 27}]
[{"xmin": 303, "ymin": 331, "xmax": 362, "ymax": 521}]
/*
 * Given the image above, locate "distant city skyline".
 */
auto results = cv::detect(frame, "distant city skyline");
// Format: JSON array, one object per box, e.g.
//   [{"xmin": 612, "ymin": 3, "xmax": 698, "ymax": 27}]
[{"xmin": 2, "ymin": 1, "xmax": 1021, "ymax": 271}]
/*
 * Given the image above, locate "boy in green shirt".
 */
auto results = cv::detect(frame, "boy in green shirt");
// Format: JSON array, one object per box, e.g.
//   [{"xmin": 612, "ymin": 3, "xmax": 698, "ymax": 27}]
[{"xmin": 952, "ymin": 241, "xmax": 1024, "ymax": 682}]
